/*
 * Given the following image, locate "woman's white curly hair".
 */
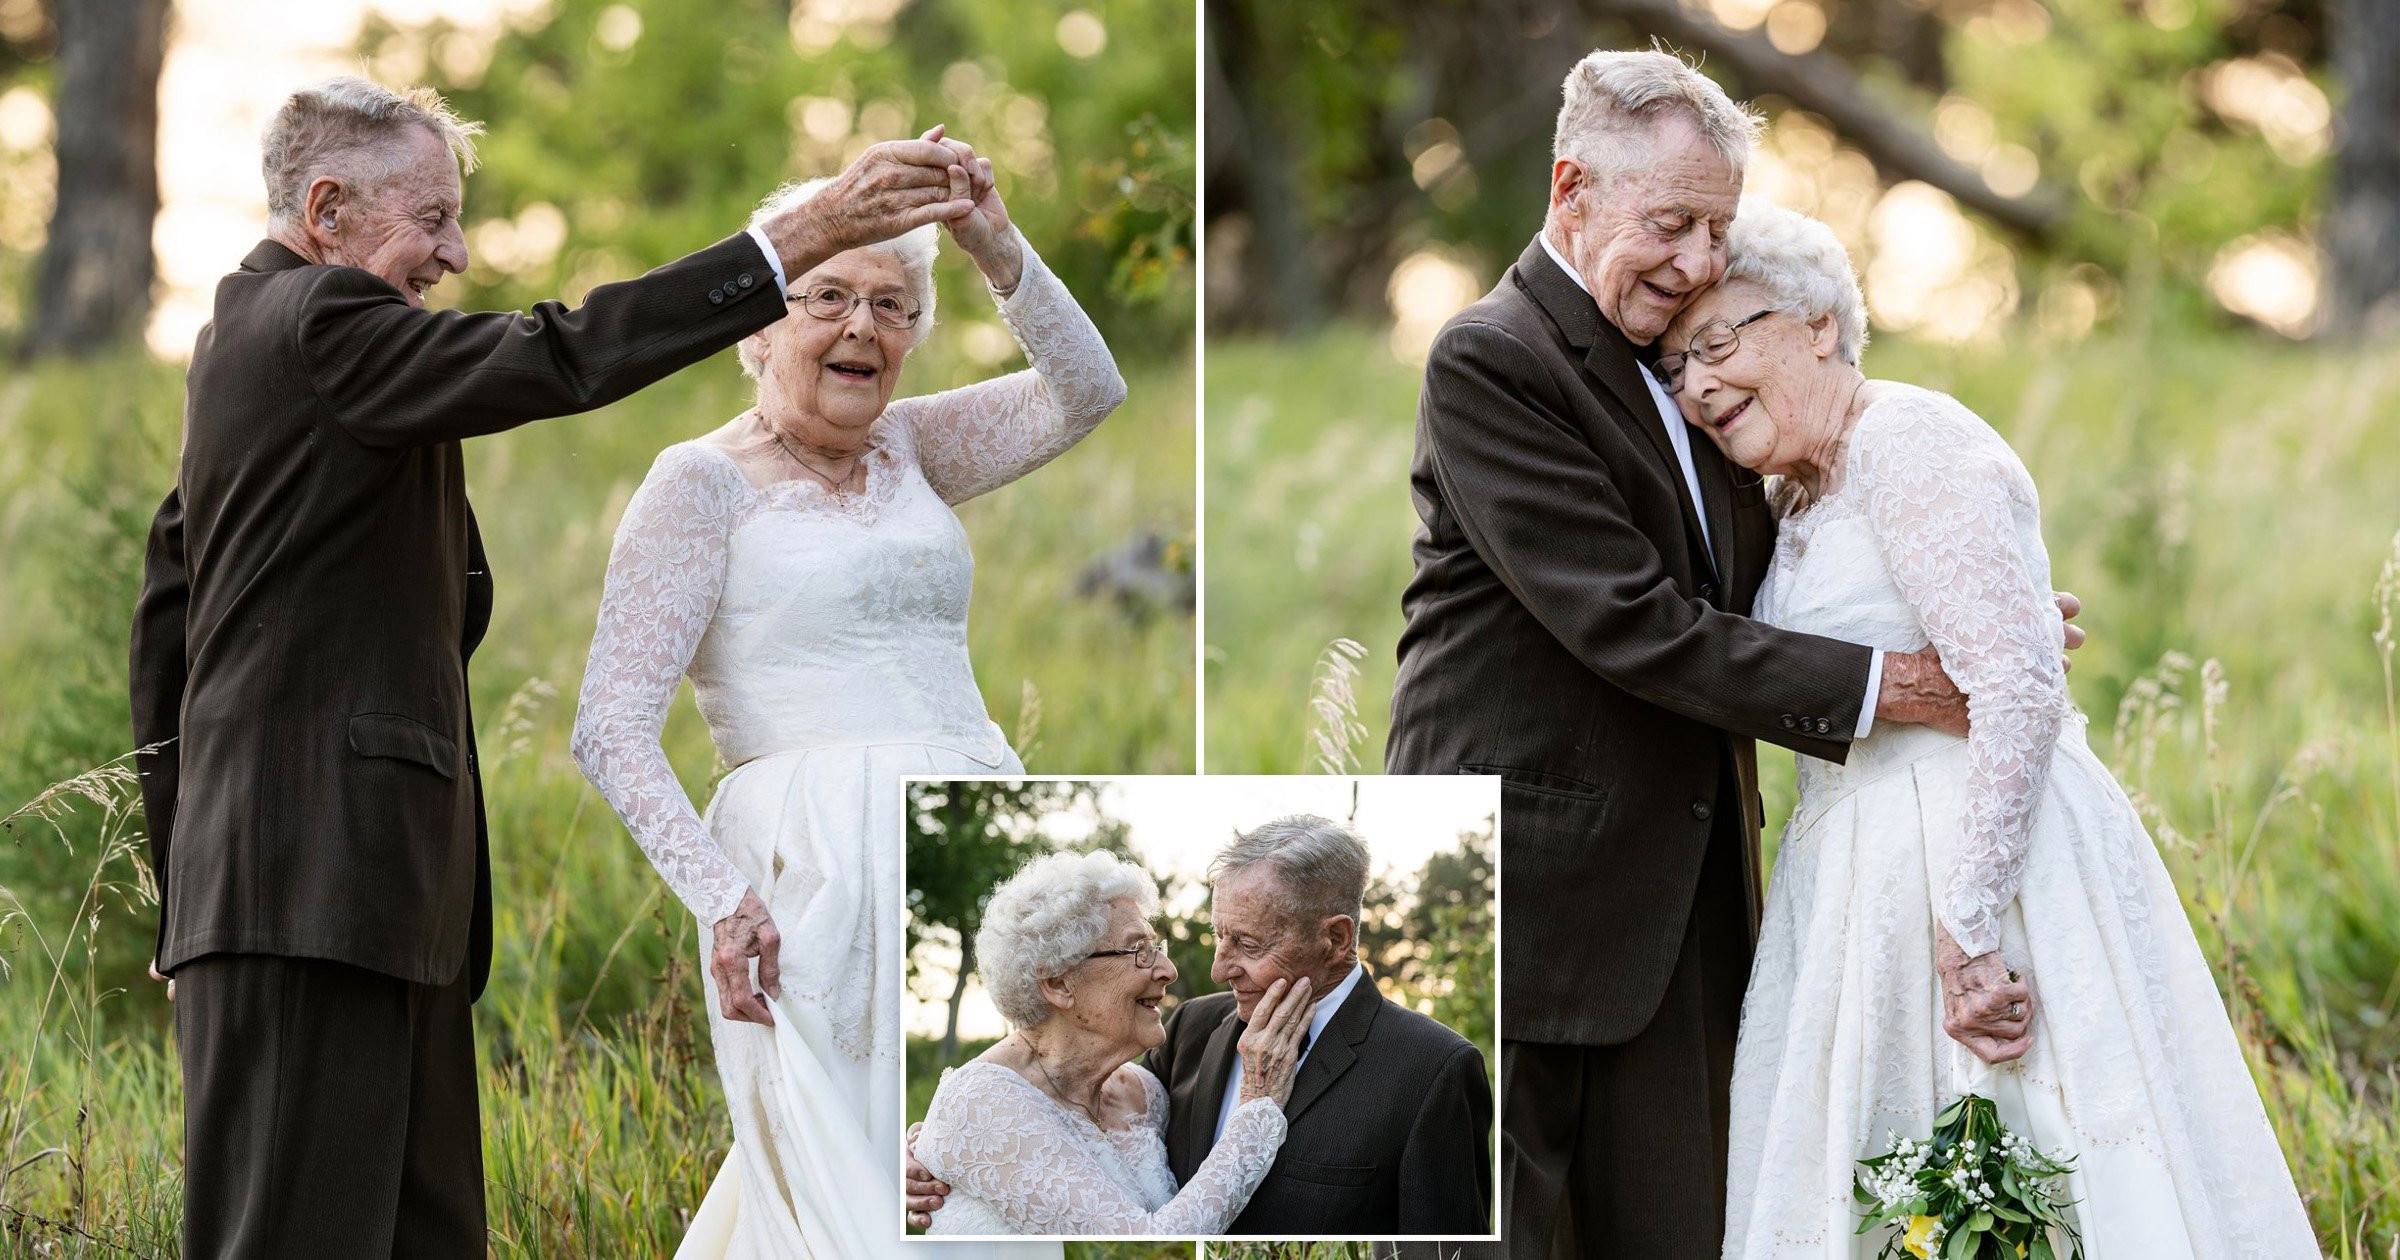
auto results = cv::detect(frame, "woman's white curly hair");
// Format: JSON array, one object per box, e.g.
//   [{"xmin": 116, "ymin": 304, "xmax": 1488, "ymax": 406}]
[
  {"xmin": 1721, "ymin": 198, "xmax": 1870, "ymax": 364},
  {"xmin": 976, "ymin": 850, "xmax": 1158, "ymax": 1030},
  {"xmin": 740, "ymin": 176, "xmax": 942, "ymax": 377}
]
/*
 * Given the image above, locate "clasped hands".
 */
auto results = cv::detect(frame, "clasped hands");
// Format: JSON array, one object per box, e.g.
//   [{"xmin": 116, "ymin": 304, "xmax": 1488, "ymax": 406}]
[
  {"xmin": 757, "ymin": 123, "xmax": 1022, "ymax": 295},
  {"xmin": 1938, "ymin": 921, "xmax": 2035, "ymax": 1064}
]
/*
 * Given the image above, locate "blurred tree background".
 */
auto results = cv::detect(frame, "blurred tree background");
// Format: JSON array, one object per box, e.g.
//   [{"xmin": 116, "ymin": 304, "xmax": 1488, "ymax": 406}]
[{"xmin": 0, "ymin": 0, "xmax": 1194, "ymax": 1251}]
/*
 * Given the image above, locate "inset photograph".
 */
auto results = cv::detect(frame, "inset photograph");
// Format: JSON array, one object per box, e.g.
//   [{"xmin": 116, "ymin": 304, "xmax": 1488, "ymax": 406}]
[{"xmin": 900, "ymin": 776, "xmax": 1498, "ymax": 1242}]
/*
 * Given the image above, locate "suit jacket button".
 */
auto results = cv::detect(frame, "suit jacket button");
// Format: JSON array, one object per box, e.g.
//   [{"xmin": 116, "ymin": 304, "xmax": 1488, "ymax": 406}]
[
  {"xmin": 1780, "ymin": 714, "xmax": 1797, "ymax": 730},
  {"xmin": 1815, "ymin": 717, "xmax": 1833, "ymax": 734},
  {"xmin": 737, "ymin": 272, "xmax": 754, "ymax": 289},
  {"xmin": 1700, "ymin": 583, "xmax": 1718, "ymax": 602},
  {"xmin": 1691, "ymin": 800, "xmax": 1712, "ymax": 821},
  {"xmin": 709, "ymin": 287, "xmax": 726, "ymax": 305}
]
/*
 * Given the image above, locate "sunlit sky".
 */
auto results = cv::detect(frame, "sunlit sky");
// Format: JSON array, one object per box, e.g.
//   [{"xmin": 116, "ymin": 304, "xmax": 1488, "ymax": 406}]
[{"xmin": 905, "ymin": 775, "xmax": 1500, "ymax": 1041}]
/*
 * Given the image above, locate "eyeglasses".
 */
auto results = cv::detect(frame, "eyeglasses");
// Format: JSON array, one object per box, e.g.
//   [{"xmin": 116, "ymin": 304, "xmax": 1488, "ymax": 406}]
[
  {"xmin": 792, "ymin": 283, "xmax": 922, "ymax": 331},
  {"xmin": 1656, "ymin": 308, "xmax": 1778, "ymax": 393},
  {"xmin": 1086, "ymin": 938, "xmax": 1166, "ymax": 968}
]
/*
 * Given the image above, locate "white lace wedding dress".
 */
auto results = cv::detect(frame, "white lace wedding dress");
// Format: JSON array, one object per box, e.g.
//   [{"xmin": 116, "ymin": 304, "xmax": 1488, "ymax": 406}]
[
  {"xmin": 1723, "ymin": 384, "xmax": 2319, "ymax": 1259},
  {"xmin": 572, "ymin": 233, "xmax": 1121, "ymax": 1260},
  {"xmin": 915, "ymin": 1061, "xmax": 1285, "ymax": 1235}
]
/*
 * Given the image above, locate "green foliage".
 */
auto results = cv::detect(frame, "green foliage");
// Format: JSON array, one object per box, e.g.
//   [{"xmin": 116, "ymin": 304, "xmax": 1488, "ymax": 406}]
[
  {"xmin": 1204, "ymin": 319, "xmax": 2400, "ymax": 1253},
  {"xmin": 368, "ymin": 0, "xmax": 1193, "ymax": 358}
]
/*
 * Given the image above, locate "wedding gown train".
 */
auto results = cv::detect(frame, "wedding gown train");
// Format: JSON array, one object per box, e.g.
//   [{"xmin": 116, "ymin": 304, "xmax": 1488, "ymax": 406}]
[
  {"xmin": 1723, "ymin": 384, "xmax": 2319, "ymax": 1259},
  {"xmin": 574, "ymin": 231, "xmax": 1120, "ymax": 1259}
]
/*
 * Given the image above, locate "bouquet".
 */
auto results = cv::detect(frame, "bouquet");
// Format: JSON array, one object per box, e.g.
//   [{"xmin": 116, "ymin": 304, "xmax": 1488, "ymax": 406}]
[{"xmin": 1853, "ymin": 1094, "xmax": 2084, "ymax": 1260}]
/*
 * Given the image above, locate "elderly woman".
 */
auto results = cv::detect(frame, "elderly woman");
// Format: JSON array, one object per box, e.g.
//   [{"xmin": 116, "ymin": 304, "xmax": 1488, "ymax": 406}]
[
  {"xmin": 571, "ymin": 148, "xmax": 1125, "ymax": 1259},
  {"xmin": 914, "ymin": 851, "xmax": 1313, "ymax": 1236},
  {"xmin": 1665, "ymin": 202, "xmax": 2317, "ymax": 1259}
]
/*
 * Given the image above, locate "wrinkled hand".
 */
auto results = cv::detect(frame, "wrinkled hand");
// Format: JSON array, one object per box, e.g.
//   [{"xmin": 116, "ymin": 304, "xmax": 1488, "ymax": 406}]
[
  {"xmin": 1236, "ymin": 976, "xmax": 1315, "ymax": 1109},
  {"xmin": 930, "ymin": 137, "xmax": 1022, "ymax": 292},
  {"xmin": 149, "ymin": 962, "xmax": 173, "ymax": 1003},
  {"xmin": 710, "ymin": 889, "xmax": 782, "ymax": 1027},
  {"xmin": 760, "ymin": 125, "xmax": 976, "ymax": 274},
  {"xmin": 904, "ymin": 1120, "xmax": 948, "ymax": 1228},
  {"xmin": 1876, "ymin": 646, "xmax": 1969, "ymax": 737},
  {"xmin": 1937, "ymin": 922, "xmax": 2033, "ymax": 1064},
  {"xmin": 2055, "ymin": 590, "xmax": 2084, "ymax": 670}
]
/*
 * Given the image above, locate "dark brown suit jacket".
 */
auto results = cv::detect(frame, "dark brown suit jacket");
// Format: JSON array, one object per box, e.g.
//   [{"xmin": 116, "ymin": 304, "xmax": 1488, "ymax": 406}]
[
  {"xmin": 1145, "ymin": 975, "xmax": 1494, "ymax": 1235},
  {"xmin": 1385, "ymin": 236, "xmax": 1875, "ymax": 1047},
  {"xmin": 128, "ymin": 234, "xmax": 784, "ymax": 995}
]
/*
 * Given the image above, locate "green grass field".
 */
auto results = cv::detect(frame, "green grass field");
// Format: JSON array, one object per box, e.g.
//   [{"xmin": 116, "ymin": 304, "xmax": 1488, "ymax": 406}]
[
  {"xmin": 1205, "ymin": 322, "xmax": 2400, "ymax": 1253},
  {"xmin": 0, "ymin": 332, "xmax": 1192, "ymax": 1255}
]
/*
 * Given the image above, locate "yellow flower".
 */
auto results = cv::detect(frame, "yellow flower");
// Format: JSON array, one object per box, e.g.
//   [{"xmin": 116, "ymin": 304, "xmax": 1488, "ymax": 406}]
[{"xmin": 1902, "ymin": 1216, "xmax": 1940, "ymax": 1258}]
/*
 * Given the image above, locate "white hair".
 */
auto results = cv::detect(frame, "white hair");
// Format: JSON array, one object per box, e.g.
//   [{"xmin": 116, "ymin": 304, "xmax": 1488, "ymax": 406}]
[
  {"xmin": 1208, "ymin": 814, "xmax": 1370, "ymax": 929},
  {"xmin": 1550, "ymin": 50, "xmax": 1761, "ymax": 196},
  {"xmin": 1722, "ymin": 199, "xmax": 1870, "ymax": 364},
  {"xmin": 739, "ymin": 177, "xmax": 941, "ymax": 376},
  {"xmin": 261, "ymin": 77, "xmax": 483, "ymax": 230},
  {"xmin": 976, "ymin": 850, "xmax": 1158, "ymax": 1031}
]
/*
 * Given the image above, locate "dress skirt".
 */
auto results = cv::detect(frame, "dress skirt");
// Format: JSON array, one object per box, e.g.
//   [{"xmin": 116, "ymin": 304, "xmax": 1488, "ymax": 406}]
[{"xmin": 1723, "ymin": 722, "xmax": 2319, "ymax": 1260}]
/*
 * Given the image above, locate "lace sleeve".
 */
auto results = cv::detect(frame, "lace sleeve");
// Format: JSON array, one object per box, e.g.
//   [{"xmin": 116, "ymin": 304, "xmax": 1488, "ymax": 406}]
[
  {"xmin": 918, "ymin": 1064, "xmax": 1286, "ymax": 1235},
  {"xmin": 1851, "ymin": 393, "xmax": 2068, "ymax": 958},
  {"xmin": 569, "ymin": 445, "xmax": 755, "ymax": 925},
  {"xmin": 886, "ymin": 230, "xmax": 1128, "ymax": 505}
]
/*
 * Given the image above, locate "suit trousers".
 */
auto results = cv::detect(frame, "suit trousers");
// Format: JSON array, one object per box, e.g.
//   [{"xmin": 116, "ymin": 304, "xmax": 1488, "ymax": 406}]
[
  {"xmin": 1464, "ymin": 769, "xmax": 1754, "ymax": 1260},
  {"xmin": 175, "ymin": 953, "xmax": 484, "ymax": 1259}
]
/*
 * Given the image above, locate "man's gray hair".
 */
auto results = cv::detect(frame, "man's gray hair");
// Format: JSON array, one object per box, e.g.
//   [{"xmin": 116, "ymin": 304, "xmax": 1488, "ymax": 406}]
[
  {"xmin": 261, "ymin": 77, "xmax": 483, "ymax": 229},
  {"xmin": 1209, "ymin": 814, "xmax": 1370, "ymax": 930},
  {"xmin": 976, "ymin": 850, "xmax": 1158, "ymax": 1030},
  {"xmin": 1551, "ymin": 50, "xmax": 1762, "ymax": 194},
  {"xmin": 1723, "ymin": 199, "xmax": 1869, "ymax": 364},
  {"xmin": 739, "ymin": 177, "xmax": 941, "ymax": 377}
]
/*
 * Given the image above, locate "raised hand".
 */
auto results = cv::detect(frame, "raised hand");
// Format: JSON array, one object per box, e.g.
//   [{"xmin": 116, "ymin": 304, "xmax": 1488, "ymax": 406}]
[
  {"xmin": 1235, "ymin": 975, "xmax": 1315, "ymax": 1109},
  {"xmin": 757, "ymin": 125, "xmax": 976, "ymax": 279},
  {"xmin": 928, "ymin": 136, "xmax": 1023, "ymax": 293},
  {"xmin": 1936, "ymin": 921, "xmax": 2034, "ymax": 1064},
  {"xmin": 711, "ymin": 888, "xmax": 783, "ymax": 1027}
]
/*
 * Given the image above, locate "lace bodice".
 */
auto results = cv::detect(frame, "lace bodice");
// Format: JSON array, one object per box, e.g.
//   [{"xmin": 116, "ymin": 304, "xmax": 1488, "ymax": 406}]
[
  {"xmin": 1755, "ymin": 384, "xmax": 2075, "ymax": 957},
  {"xmin": 570, "ymin": 237, "xmax": 1126, "ymax": 923},
  {"xmin": 917, "ymin": 1061, "xmax": 1287, "ymax": 1236}
]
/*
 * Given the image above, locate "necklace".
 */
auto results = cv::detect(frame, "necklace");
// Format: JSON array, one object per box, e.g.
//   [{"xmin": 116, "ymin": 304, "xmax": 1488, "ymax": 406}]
[
  {"xmin": 1016, "ymin": 1031, "xmax": 1102, "ymax": 1127},
  {"xmin": 759, "ymin": 411, "xmax": 865, "ymax": 500}
]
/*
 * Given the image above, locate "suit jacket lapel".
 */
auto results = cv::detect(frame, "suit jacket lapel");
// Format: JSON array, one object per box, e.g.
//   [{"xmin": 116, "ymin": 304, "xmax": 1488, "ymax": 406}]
[
  {"xmin": 1186, "ymin": 1006, "xmax": 1244, "ymax": 1175},
  {"xmin": 1283, "ymin": 968, "xmax": 1381, "ymax": 1126},
  {"xmin": 1689, "ymin": 433, "xmax": 1735, "ymax": 589},
  {"xmin": 1513, "ymin": 236, "xmax": 1717, "ymax": 579}
]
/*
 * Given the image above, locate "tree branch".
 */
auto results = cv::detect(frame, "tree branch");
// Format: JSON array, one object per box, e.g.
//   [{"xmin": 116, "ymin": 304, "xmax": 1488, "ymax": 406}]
[{"xmin": 1585, "ymin": 0, "xmax": 2069, "ymax": 241}]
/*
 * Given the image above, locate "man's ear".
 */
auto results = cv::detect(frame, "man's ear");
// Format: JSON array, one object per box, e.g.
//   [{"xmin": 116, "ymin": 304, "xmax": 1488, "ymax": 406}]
[
  {"xmin": 1324, "ymin": 913, "xmax": 1357, "ymax": 958},
  {"xmin": 302, "ymin": 176, "xmax": 348, "ymax": 252},
  {"xmin": 1548, "ymin": 159, "xmax": 1588, "ymax": 221}
]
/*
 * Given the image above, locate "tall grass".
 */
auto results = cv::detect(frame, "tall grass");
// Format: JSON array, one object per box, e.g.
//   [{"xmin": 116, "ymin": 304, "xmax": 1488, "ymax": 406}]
[
  {"xmin": 1210, "ymin": 322, "xmax": 2400, "ymax": 1253},
  {"xmin": 0, "ymin": 332, "xmax": 1192, "ymax": 1253}
]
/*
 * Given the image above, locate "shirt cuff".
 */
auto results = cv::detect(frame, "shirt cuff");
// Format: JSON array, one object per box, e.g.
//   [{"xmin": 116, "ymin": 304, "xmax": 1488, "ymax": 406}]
[
  {"xmin": 1855, "ymin": 650, "xmax": 1884, "ymax": 739},
  {"xmin": 742, "ymin": 225, "xmax": 790, "ymax": 298}
]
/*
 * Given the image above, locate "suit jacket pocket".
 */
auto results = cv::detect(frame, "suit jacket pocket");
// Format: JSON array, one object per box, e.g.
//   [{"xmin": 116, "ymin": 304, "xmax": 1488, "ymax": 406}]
[
  {"xmin": 1459, "ymin": 762, "xmax": 1610, "ymax": 808},
  {"xmin": 349, "ymin": 712, "xmax": 459, "ymax": 780},
  {"xmin": 1276, "ymin": 1156, "xmax": 1376, "ymax": 1187}
]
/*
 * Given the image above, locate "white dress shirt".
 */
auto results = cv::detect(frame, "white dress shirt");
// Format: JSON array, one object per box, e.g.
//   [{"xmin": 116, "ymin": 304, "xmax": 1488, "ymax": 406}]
[
  {"xmin": 742, "ymin": 225, "xmax": 791, "ymax": 298},
  {"xmin": 1535, "ymin": 233, "xmax": 1880, "ymax": 738},
  {"xmin": 1211, "ymin": 960, "xmax": 1367, "ymax": 1144}
]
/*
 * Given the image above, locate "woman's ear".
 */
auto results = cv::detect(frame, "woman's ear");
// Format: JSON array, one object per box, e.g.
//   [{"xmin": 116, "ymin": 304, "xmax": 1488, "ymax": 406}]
[
  {"xmin": 1808, "ymin": 311, "xmax": 1841, "ymax": 360},
  {"xmin": 1037, "ymin": 971, "xmax": 1075, "ymax": 1012}
]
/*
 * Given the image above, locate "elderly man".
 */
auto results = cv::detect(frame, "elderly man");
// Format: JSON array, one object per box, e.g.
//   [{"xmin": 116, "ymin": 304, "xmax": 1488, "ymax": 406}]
[
  {"xmin": 127, "ymin": 76, "xmax": 978, "ymax": 1257},
  {"xmin": 1383, "ymin": 51, "xmax": 2066, "ymax": 1258},
  {"xmin": 906, "ymin": 814, "xmax": 1493, "ymax": 1242}
]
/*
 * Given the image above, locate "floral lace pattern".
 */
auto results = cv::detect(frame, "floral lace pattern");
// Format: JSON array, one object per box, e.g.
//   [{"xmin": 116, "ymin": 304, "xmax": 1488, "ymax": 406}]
[
  {"xmin": 1729, "ymin": 383, "xmax": 2319, "ymax": 1258},
  {"xmin": 918, "ymin": 1061, "xmax": 1287, "ymax": 1236},
  {"xmin": 570, "ymin": 235, "xmax": 1126, "ymax": 926}
]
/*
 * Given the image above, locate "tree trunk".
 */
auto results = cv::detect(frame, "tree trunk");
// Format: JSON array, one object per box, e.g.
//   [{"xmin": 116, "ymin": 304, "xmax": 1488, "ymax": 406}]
[
  {"xmin": 22, "ymin": 0, "xmax": 166, "ymax": 359},
  {"xmin": 1205, "ymin": 0, "xmax": 1323, "ymax": 331},
  {"xmin": 938, "ymin": 935, "xmax": 973, "ymax": 1069},
  {"xmin": 2326, "ymin": 0, "xmax": 2400, "ymax": 332}
]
